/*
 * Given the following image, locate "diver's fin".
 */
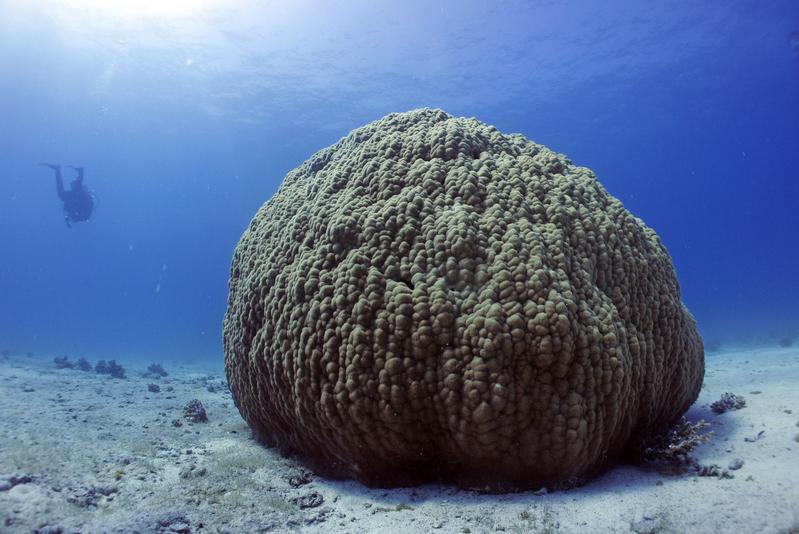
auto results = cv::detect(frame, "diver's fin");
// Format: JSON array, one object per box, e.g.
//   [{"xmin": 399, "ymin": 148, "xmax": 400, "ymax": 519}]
[{"xmin": 39, "ymin": 162, "xmax": 61, "ymax": 170}]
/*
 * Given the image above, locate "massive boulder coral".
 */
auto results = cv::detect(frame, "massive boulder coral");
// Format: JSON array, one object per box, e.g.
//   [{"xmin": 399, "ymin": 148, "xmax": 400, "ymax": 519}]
[{"xmin": 223, "ymin": 108, "xmax": 704, "ymax": 489}]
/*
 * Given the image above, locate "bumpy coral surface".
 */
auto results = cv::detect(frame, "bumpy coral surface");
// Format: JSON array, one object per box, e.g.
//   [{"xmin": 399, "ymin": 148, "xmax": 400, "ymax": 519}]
[{"xmin": 223, "ymin": 108, "xmax": 704, "ymax": 489}]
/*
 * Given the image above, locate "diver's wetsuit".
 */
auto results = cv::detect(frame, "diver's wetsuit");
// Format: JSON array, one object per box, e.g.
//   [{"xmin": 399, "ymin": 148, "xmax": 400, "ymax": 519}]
[{"xmin": 43, "ymin": 164, "xmax": 94, "ymax": 227}]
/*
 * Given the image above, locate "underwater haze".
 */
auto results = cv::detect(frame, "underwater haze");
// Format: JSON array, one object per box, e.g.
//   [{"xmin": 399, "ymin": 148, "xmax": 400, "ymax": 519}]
[{"xmin": 1, "ymin": 0, "xmax": 798, "ymax": 363}]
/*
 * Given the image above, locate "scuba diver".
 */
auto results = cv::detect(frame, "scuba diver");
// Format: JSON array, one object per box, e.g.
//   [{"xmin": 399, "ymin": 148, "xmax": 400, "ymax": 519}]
[
  {"xmin": 791, "ymin": 32, "xmax": 799, "ymax": 58},
  {"xmin": 40, "ymin": 163, "xmax": 95, "ymax": 227}
]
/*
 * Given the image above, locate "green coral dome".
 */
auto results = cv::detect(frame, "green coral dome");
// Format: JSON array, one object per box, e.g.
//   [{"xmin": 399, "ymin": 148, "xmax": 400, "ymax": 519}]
[{"xmin": 223, "ymin": 108, "xmax": 704, "ymax": 489}]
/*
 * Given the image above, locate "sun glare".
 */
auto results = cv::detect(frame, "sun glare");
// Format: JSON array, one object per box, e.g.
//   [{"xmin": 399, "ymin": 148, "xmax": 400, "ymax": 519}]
[{"xmin": 58, "ymin": 0, "xmax": 223, "ymax": 22}]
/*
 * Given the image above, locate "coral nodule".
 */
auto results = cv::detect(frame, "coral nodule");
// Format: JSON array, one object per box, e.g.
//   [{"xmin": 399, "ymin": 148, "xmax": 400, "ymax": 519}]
[{"xmin": 223, "ymin": 109, "xmax": 704, "ymax": 490}]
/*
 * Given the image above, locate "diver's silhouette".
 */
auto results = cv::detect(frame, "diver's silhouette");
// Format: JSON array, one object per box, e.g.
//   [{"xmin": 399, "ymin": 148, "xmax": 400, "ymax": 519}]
[{"xmin": 40, "ymin": 163, "xmax": 95, "ymax": 227}]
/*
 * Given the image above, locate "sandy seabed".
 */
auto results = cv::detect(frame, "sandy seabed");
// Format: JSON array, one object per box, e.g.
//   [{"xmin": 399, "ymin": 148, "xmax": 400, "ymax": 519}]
[{"xmin": 1, "ymin": 346, "xmax": 798, "ymax": 534}]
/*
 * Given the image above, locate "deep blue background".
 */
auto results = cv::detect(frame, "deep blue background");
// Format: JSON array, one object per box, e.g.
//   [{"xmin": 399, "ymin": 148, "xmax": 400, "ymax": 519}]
[{"xmin": 1, "ymin": 0, "xmax": 797, "ymax": 362}]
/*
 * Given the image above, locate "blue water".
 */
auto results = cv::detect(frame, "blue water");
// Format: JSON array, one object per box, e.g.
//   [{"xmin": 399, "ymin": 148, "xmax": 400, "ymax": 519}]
[{"xmin": 1, "ymin": 0, "xmax": 797, "ymax": 363}]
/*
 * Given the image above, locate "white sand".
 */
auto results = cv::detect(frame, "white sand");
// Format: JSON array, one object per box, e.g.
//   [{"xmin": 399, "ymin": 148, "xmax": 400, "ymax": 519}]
[{"xmin": 1, "ymin": 346, "xmax": 797, "ymax": 533}]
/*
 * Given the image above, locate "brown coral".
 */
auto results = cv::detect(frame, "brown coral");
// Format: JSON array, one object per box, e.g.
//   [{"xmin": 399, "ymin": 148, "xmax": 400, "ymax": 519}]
[{"xmin": 223, "ymin": 108, "xmax": 704, "ymax": 489}]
